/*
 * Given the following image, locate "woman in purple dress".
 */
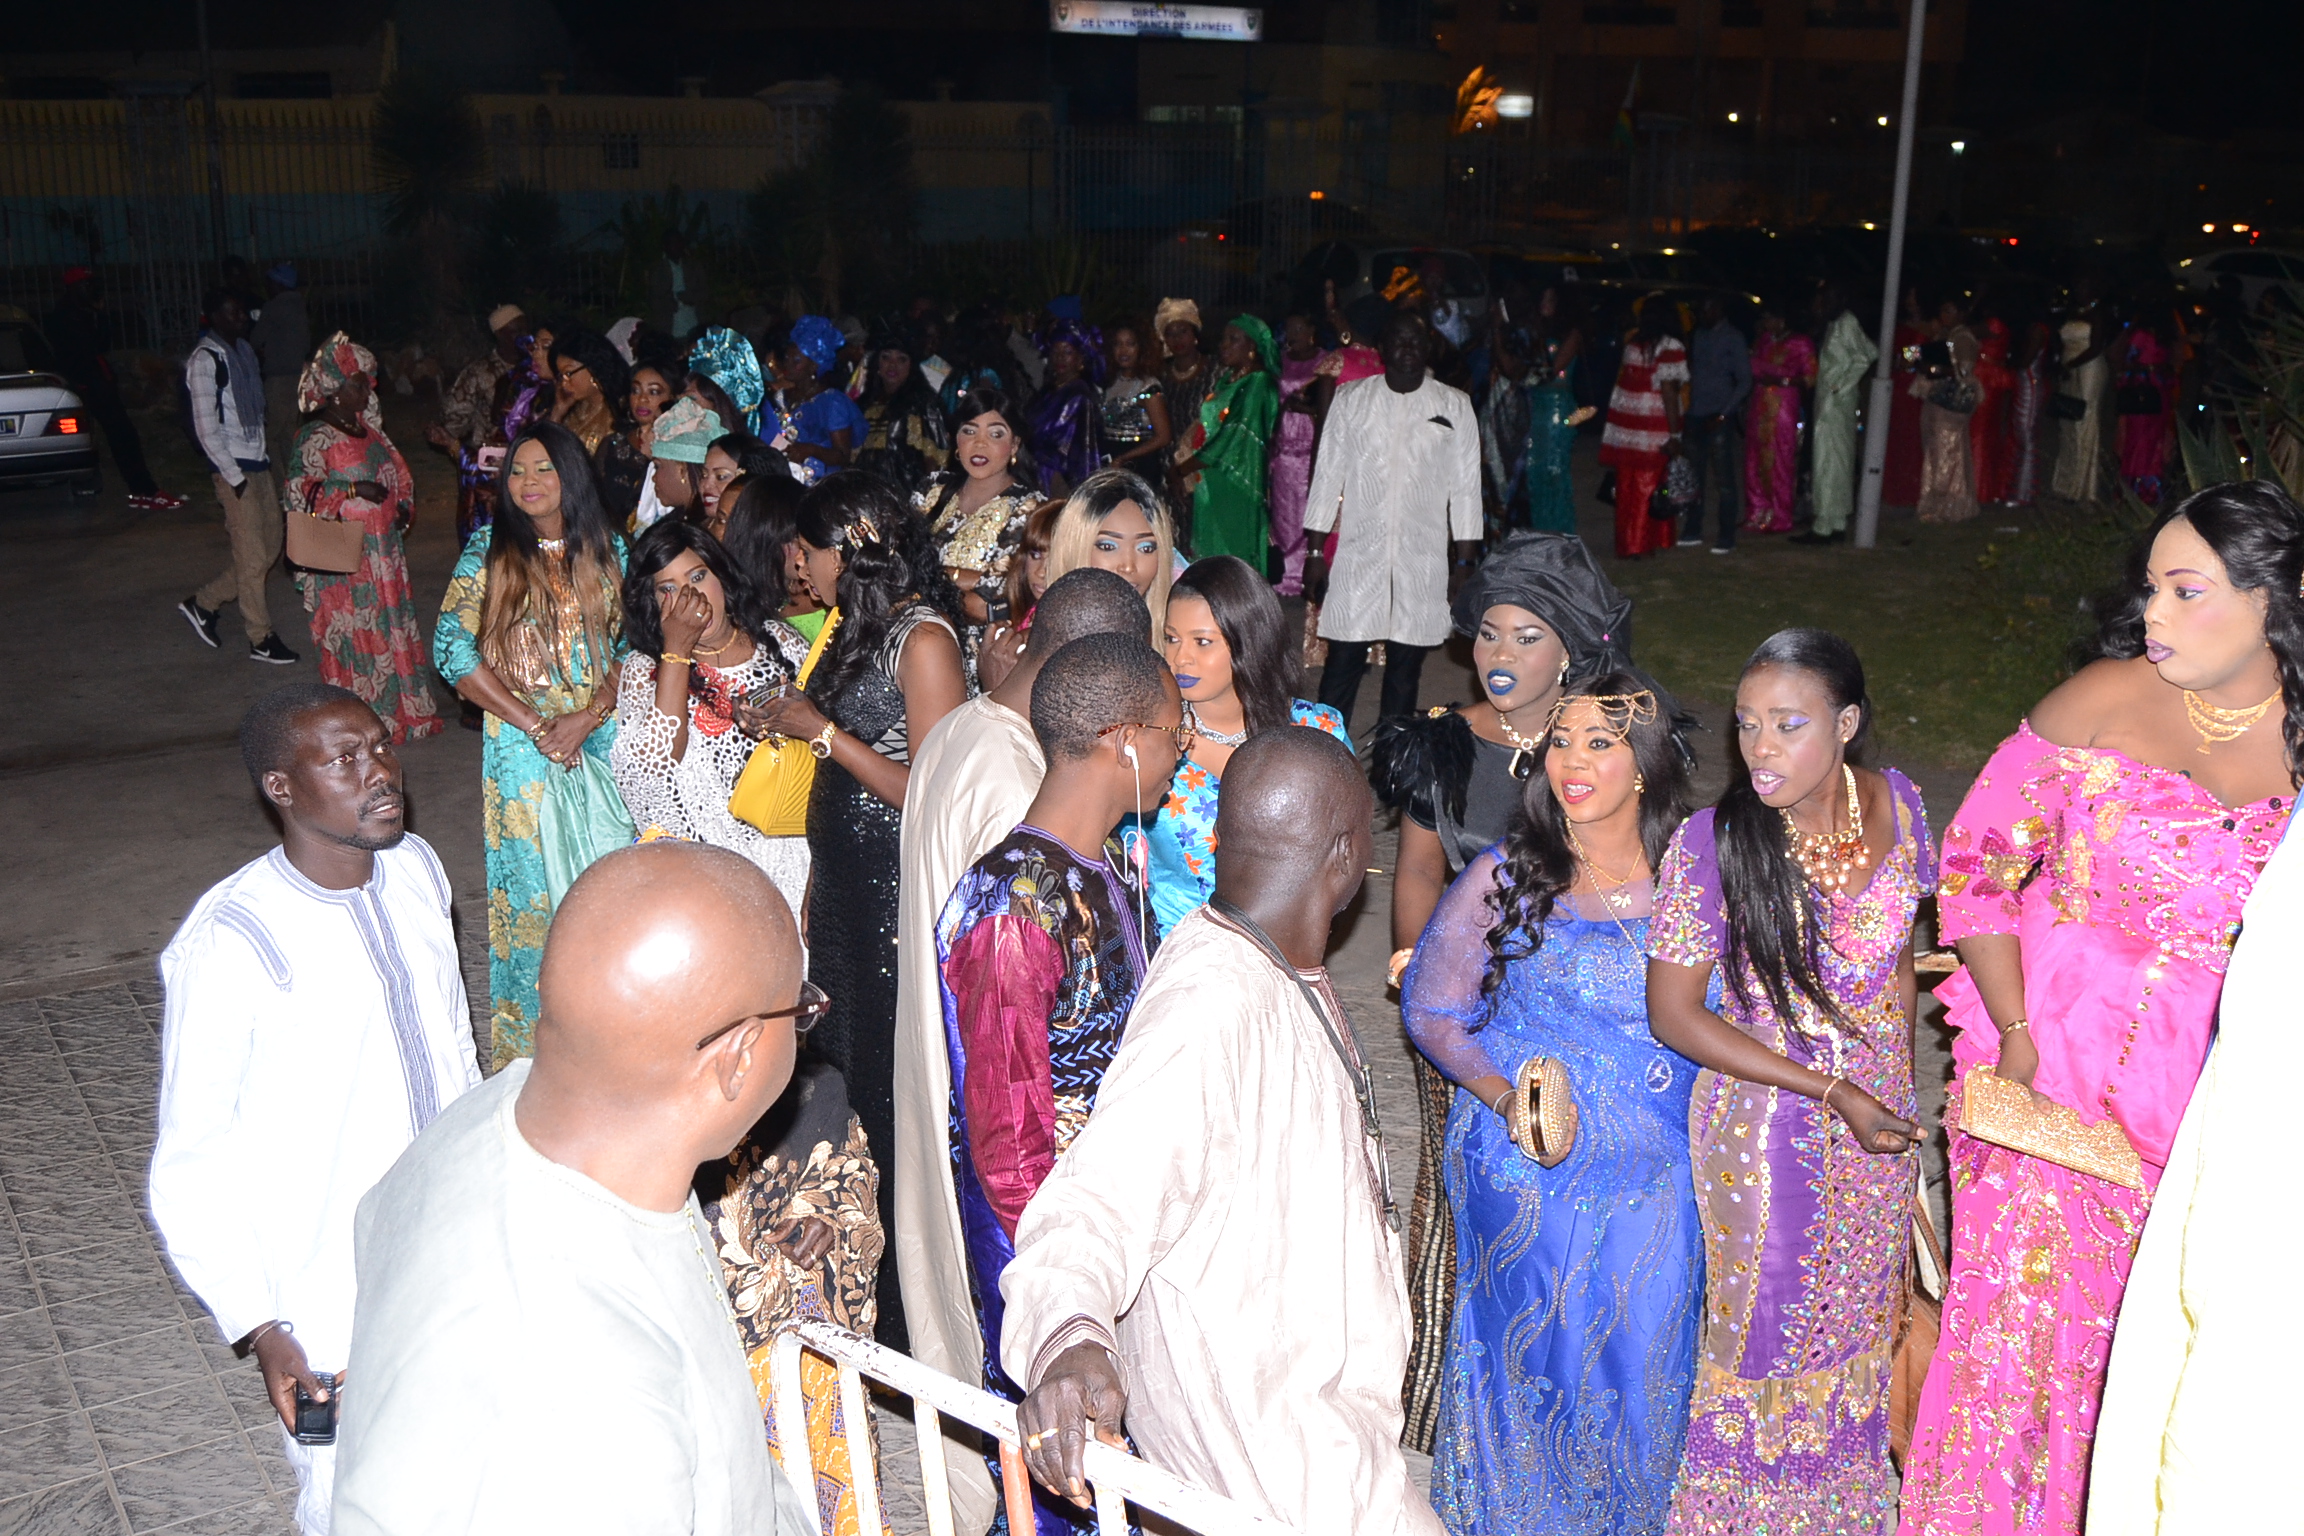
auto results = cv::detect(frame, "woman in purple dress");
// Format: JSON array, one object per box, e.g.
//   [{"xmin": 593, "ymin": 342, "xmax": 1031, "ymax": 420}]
[
  {"xmin": 1026, "ymin": 321, "xmax": 1106, "ymax": 498},
  {"xmin": 1267, "ymin": 313, "xmax": 1326, "ymax": 596},
  {"xmin": 1646, "ymin": 627, "xmax": 1933, "ymax": 1536}
]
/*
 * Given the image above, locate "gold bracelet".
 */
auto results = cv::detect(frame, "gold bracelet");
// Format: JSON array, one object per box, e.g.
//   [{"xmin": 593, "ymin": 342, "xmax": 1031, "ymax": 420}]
[
  {"xmin": 1820, "ymin": 1075, "xmax": 1849, "ymax": 1115},
  {"xmin": 1387, "ymin": 947, "xmax": 1415, "ymax": 990},
  {"xmin": 661, "ymin": 653, "xmax": 696, "ymax": 667},
  {"xmin": 1997, "ymin": 1016, "xmax": 2030, "ymax": 1039}
]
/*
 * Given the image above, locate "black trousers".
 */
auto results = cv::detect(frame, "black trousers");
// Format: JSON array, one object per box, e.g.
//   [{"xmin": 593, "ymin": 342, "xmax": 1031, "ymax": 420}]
[
  {"xmin": 71, "ymin": 376, "xmax": 159, "ymax": 495},
  {"xmin": 1682, "ymin": 411, "xmax": 1742, "ymax": 549},
  {"xmin": 1317, "ymin": 639, "xmax": 1431, "ymax": 735}
]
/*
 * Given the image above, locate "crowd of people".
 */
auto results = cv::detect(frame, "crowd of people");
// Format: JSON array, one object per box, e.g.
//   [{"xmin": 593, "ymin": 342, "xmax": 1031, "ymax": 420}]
[{"xmin": 136, "ymin": 260, "xmax": 2304, "ymax": 1536}]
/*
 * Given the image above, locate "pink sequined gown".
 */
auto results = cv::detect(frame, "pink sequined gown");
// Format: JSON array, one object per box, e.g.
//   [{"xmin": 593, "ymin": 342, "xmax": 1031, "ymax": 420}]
[{"xmin": 1899, "ymin": 722, "xmax": 2287, "ymax": 1535}]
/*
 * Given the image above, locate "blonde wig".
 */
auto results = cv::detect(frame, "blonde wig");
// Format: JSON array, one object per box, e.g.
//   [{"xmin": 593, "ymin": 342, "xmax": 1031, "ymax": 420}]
[{"xmin": 1044, "ymin": 466, "xmax": 1176, "ymax": 634}]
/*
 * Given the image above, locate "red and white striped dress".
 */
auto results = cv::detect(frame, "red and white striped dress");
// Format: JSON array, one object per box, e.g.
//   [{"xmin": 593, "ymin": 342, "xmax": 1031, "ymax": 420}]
[{"xmin": 1599, "ymin": 336, "xmax": 1690, "ymax": 470}]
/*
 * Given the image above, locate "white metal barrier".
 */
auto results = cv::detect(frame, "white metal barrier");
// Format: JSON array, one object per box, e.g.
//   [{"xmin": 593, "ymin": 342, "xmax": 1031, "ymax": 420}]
[{"xmin": 768, "ymin": 1319, "xmax": 1302, "ymax": 1536}]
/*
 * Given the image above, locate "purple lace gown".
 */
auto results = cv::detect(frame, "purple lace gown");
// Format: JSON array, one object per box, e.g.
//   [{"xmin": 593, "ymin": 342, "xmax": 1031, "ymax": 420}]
[
  {"xmin": 1267, "ymin": 350, "xmax": 1323, "ymax": 595},
  {"xmin": 1647, "ymin": 770, "xmax": 1935, "ymax": 1536}
]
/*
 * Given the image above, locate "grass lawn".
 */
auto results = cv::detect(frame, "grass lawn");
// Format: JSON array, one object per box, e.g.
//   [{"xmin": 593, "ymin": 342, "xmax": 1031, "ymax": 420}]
[{"xmin": 1581, "ymin": 479, "xmax": 2142, "ymax": 779}]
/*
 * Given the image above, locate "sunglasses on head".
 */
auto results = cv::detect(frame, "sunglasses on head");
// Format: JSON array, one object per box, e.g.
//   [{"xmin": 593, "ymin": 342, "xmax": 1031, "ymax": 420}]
[{"xmin": 693, "ymin": 979, "xmax": 831, "ymax": 1052}]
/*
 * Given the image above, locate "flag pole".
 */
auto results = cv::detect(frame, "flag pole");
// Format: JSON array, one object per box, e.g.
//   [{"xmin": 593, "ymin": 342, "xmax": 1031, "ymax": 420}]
[{"xmin": 1853, "ymin": 0, "xmax": 1929, "ymax": 549}]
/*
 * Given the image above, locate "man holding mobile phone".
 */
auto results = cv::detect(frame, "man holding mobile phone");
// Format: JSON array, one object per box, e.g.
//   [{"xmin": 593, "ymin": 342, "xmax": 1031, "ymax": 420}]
[{"xmin": 152, "ymin": 682, "xmax": 482, "ymax": 1534}]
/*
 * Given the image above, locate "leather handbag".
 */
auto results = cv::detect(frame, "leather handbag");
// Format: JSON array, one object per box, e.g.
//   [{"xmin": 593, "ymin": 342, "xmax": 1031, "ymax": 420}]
[
  {"xmin": 1504, "ymin": 1054, "xmax": 1579, "ymax": 1168},
  {"xmin": 284, "ymin": 500, "xmax": 367, "ymax": 574},
  {"xmin": 1957, "ymin": 1065, "xmax": 2146, "ymax": 1190},
  {"xmin": 1889, "ymin": 1179, "xmax": 1949, "ymax": 1467},
  {"xmin": 727, "ymin": 610, "xmax": 839, "ymax": 839}
]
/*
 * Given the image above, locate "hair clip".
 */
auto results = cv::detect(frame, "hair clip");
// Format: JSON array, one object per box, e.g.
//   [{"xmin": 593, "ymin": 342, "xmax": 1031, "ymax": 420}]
[{"xmin": 838, "ymin": 514, "xmax": 882, "ymax": 549}]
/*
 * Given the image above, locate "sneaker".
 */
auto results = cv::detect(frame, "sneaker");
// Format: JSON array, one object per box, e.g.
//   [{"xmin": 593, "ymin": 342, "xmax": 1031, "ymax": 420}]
[
  {"xmin": 177, "ymin": 597, "xmax": 220, "ymax": 648},
  {"xmin": 129, "ymin": 491, "xmax": 189, "ymax": 512},
  {"xmin": 1710, "ymin": 544, "xmax": 1734, "ymax": 555},
  {"xmin": 1676, "ymin": 535, "xmax": 1705, "ymax": 547},
  {"xmin": 249, "ymin": 634, "xmax": 300, "ymax": 665}
]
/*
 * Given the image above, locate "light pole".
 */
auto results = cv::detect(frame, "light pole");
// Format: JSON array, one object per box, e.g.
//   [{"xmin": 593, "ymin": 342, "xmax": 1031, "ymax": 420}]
[{"xmin": 1852, "ymin": 0, "xmax": 1929, "ymax": 549}]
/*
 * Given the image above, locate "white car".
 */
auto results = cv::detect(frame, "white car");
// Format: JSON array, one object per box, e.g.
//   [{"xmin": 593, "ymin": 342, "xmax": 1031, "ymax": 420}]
[
  {"xmin": 2176, "ymin": 248, "xmax": 2304, "ymax": 313},
  {"xmin": 0, "ymin": 309, "xmax": 98, "ymax": 498}
]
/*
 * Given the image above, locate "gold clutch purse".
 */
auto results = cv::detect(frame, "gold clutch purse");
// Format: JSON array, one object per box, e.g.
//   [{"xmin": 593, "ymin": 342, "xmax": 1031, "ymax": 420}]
[
  {"xmin": 1505, "ymin": 1055, "xmax": 1579, "ymax": 1169},
  {"xmin": 1957, "ymin": 1066, "xmax": 2145, "ymax": 1191}
]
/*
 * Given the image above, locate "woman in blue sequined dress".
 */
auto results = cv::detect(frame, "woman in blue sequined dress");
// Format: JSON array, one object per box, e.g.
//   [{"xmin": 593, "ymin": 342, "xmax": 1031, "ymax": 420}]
[{"xmin": 1402, "ymin": 670, "xmax": 1705, "ymax": 1536}]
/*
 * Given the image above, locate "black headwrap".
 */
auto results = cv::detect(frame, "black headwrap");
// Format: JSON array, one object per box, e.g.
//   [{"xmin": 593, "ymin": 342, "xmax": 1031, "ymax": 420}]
[{"xmin": 1450, "ymin": 532, "xmax": 1634, "ymax": 681}]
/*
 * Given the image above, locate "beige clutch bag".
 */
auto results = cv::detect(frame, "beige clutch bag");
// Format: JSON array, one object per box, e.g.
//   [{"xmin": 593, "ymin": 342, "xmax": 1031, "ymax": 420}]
[
  {"xmin": 1505, "ymin": 1055, "xmax": 1579, "ymax": 1169},
  {"xmin": 1958, "ymin": 1066, "xmax": 2145, "ymax": 1191}
]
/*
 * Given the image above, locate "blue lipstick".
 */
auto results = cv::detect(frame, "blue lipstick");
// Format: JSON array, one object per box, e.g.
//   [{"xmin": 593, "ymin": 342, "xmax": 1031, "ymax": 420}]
[
  {"xmin": 1485, "ymin": 670, "xmax": 1518, "ymax": 696},
  {"xmin": 1174, "ymin": 674, "xmax": 1201, "ymax": 690}
]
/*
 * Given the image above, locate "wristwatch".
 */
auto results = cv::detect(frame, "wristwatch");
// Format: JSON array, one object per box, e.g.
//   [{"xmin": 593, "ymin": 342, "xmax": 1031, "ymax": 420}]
[{"xmin": 807, "ymin": 722, "xmax": 838, "ymax": 760}]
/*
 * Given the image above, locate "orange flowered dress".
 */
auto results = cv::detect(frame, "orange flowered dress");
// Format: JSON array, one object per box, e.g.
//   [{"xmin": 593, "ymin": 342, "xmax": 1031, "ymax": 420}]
[{"xmin": 284, "ymin": 417, "xmax": 442, "ymax": 742}]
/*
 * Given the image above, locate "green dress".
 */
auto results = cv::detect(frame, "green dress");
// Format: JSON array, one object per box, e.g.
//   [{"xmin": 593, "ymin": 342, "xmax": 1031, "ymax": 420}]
[
  {"xmin": 1523, "ymin": 375, "xmax": 1581, "ymax": 533},
  {"xmin": 1190, "ymin": 366, "xmax": 1279, "ymax": 565},
  {"xmin": 433, "ymin": 529, "xmax": 629, "ymax": 1067}
]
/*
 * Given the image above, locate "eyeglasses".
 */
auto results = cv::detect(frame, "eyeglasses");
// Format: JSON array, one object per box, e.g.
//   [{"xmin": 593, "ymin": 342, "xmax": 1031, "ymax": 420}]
[
  {"xmin": 693, "ymin": 980, "xmax": 831, "ymax": 1051},
  {"xmin": 1097, "ymin": 719, "xmax": 1196, "ymax": 753}
]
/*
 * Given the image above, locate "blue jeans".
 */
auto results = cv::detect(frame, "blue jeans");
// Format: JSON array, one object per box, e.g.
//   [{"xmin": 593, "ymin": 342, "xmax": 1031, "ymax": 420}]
[{"xmin": 1682, "ymin": 413, "xmax": 1743, "ymax": 548}]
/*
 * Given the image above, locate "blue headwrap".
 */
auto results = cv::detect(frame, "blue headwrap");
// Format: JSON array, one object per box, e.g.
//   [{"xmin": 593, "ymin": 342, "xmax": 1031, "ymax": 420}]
[
  {"xmin": 687, "ymin": 326, "xmax": 764, "ymax": 434},
  {"xmin": 1039, "ymin": 319, "xmax": 1106, "ymax": 388},
  {"xmin": 789, "ymin": 315, "xmax": 844, "ymax": 376}
]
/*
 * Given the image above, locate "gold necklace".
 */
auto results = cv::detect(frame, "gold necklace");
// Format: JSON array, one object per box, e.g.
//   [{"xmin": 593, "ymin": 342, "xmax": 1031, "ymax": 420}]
[
  {"xmin": 1494, "ymin": 705, "xmax": 1545, "ymax": 781},
  {"xmin": 1781, "ymin": 764, "xmax": 1871, "ymax": 894},
  {"xmin": 2182, "ymin": 687, "xmax": 2279, "ymax": 755},
  {"xmin": 694, "ymin": 625, "xmax": 744, "ymax": 660},
  {"xmin": 1561, "ymin": 829, "xmax": 1647, "ymax": 948}
]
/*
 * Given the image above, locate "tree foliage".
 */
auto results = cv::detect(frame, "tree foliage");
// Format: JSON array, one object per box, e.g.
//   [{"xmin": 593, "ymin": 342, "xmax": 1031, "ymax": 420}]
[
  {"xmin": 371, "ymin": 67, "xmax": 484, "ymax": 238},
  {"xmin": 746, "ymin": 88, "xmax": 916, "ymax": 315}
]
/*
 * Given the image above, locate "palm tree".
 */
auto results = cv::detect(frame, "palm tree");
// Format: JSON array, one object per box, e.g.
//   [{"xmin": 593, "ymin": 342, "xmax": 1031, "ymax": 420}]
[{"xmin": 371, "ymin": 66, "xmax": 484, "ymax": 316}]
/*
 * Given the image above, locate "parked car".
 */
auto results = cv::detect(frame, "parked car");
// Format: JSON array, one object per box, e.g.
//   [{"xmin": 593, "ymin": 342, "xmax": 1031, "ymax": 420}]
[
  {"xmin": 2177, "ymin": 247, "xmax": 2304, "ymax": 312},
  {"xmin": 0, "ymin": 308, "xmax": 97, "ymax": 499}
]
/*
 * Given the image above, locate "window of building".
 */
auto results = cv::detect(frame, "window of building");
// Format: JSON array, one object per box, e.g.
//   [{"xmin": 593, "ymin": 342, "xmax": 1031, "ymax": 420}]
[
  {"xmin": 602, "ymin": 134, "xmax": 641, "ymax": 170},
  {"xmin": 1143, "ymin": 105, "xmax": 1245, "ymax": 124},
  {"xmin": 1582, "ymin": 4, "xmax": 1677, "ymax": 22},
  {"xmin": 9, "ymin": 76, "xmax": 111, "ymax": 100},
  {"xmin": 1807, "ymin": 0, "xmax": 1901, "ymax": 27}
]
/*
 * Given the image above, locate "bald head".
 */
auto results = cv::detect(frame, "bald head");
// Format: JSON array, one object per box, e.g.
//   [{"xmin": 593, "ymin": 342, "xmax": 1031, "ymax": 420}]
[
  {"xmin": 531, "ymin": 842, "xmax": 800, "ymax": 1168},
  {"xmin": 1212, "ymin": 727, "xmax": 1373, "ymax": 917}
]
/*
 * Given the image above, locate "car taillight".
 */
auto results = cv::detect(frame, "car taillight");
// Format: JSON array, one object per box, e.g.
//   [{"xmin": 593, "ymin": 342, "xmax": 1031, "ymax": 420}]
[{"xmin": 46, "ymin": 413, "xmax": 81, "ymax": 435}]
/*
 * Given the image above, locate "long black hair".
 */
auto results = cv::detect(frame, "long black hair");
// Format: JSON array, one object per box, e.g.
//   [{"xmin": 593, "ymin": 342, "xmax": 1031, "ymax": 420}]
[
  {"xmin": 1480, "ymin": 669, "xmax": 1694, "ymax": 999},
  {"xmin": 548, "ymin": 328, "xmax": 632, "ymax": 428},
  {"xmin": 1169, "ymin": 555, "xmax": 1296, "ymax": 737},
  {"xmin": 922, "ymin": 384, "xmax": 1034, "ymax": 522},
  {"xmin": 620, "ymin": 519, "xmax": 779, "ymax": 661},
  {"xmin": 722, "ymin": 471, "xmax": 806, "ymax": 614},
  {"xmin": 797, "ymin": 472, "xmax": 965, "ymax": 704},
  {"xmin": 2092, "ymin": 478, "xmax": 2304, "ymax": 786},
  {"xmin": 1715, "ymin": 627, "xmax": 1871, "ymax": 1029}
]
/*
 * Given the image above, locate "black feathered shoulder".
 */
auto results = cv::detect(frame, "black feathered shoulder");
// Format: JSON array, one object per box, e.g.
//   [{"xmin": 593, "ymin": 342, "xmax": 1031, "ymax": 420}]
[{"xmin": 1370, "ymin": 705, "xmax": 1478, "ymax": 829}]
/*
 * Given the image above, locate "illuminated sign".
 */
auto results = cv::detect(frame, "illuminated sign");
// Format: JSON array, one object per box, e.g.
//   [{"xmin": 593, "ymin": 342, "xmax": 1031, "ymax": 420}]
[{"xmin": 1049, "ymin": 0, "xmax": 1264, "ymax": 40}]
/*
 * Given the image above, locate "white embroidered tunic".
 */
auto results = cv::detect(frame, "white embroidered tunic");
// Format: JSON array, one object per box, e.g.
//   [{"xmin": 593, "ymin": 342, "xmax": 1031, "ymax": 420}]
[{"xmin": 1302, "ymin": 372, "xmax": 1484, "ymax": 648}]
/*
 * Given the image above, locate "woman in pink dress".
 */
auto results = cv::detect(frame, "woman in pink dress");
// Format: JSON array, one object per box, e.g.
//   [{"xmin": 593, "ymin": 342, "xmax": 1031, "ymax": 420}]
[
  {"xmin": 1267, "ymin": 313, "xmax": 1326, "ymax": 596},
  {"xmin": 1900, "ymin": 480, "xmax": 2304, "ymax": 1535},
  {"xmin": 2115, "ymin": 312, "xmax": 2176, "ymax": 505},
  {"xmin": 284, "ymin": 332, "xmax": 443, "ymax": 743},
  {"xmin": 1742, "ymin": 303, "xmax": 1815, "ymax": 533}
]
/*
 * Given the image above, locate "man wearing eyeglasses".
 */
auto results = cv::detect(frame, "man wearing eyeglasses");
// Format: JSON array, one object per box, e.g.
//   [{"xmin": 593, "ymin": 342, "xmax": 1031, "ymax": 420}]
[
  {"xmin": 333, "ymin": 840, "xmax": 815, "ymax": 1535},
  {"xmin": 933, "ymin": 633, "xmax": 1184, "ymax": 1525}
]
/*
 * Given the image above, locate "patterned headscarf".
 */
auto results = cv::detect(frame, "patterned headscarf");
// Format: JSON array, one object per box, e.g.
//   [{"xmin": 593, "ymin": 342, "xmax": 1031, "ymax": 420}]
[
  {"xmin": 1039, "ymin": 319, "xmax": 1107, "ymax": 387},
  {"xmin": 687, "ymin": 326, "xmax": 764, "ymax": 433},
  {"xmin": 788, "ymin": 315, "xmax": 845, "ymax": 375},
  {"xmin": 649, "ymin": 395, "xmax": 721, "ymax": 463},
  {"xmin": 1153, "ymin": 296, "xmax": 1201, "ymax": 340},
  {"xmin": 1224, "ymin": 313, "xmax": 1278, "ymax": 374},
  {"xmin": 296, "ymin": 331, "xmax": 383, "ymax": 428}
]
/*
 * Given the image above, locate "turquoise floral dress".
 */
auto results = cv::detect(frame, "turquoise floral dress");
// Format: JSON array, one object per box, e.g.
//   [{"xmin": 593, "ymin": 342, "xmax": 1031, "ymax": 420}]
[
  {"xmin": 433, "ymin": 529, "xmax": 628, "ymax": 1067},
  {"xmin": 1133, "ymin": 699, "xmax": 1349, "ymax": 938}
]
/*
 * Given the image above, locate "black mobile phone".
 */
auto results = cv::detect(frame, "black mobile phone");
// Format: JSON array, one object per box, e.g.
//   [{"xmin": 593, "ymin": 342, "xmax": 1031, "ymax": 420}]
[{"xmin": 293, "ymin": 1372, "xmax": 338, "ymax": 1446}]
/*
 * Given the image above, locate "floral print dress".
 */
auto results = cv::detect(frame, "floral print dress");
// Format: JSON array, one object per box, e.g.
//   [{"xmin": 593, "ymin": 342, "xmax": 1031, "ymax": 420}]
[
  {"xmin": 433, "ymin": 530, "xmax": 627, "ymax": 1067},
  {"xmin": 284, "ymin": 418, "xmax": 442, "ymax": 743}
]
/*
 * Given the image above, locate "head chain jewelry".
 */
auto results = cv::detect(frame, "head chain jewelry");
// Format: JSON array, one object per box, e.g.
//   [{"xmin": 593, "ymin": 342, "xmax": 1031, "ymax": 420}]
[{"xmin": 1543, "ymin": 689, "xmax": 1659, "ymax": 741}]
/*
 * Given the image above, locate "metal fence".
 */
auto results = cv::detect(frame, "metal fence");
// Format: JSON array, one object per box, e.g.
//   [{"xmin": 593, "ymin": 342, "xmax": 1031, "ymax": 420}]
[
  {"xmin": 3, "ymin": 92, "xmax": 2294, "ymax": 354},
  {"xmin": 769, "ymin": 1318, "xmax": 1300, "ymax": 1536}
]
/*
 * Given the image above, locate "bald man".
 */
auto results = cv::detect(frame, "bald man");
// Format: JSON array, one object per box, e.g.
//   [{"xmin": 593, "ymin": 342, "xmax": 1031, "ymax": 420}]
[
  {"xmin": 1002, "ymin": 729, "xmax": 1442, "ymax": 1536},
  {"xmin": 332, "ymin": 842, "xmax": 814, "ymax": 1536}
]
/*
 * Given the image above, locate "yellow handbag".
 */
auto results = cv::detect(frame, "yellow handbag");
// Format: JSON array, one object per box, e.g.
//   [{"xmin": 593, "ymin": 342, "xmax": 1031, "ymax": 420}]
[{"xmin": 727, "ymin": 610, "xmax": 839, "ymax": 838}]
